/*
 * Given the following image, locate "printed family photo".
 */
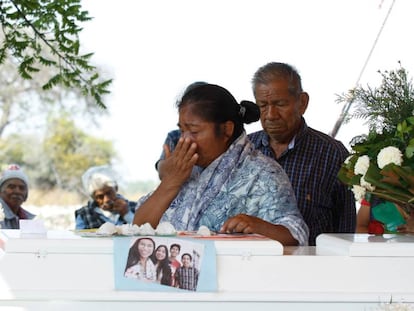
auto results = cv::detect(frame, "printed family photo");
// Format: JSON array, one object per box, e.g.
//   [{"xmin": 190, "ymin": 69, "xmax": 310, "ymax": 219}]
[{"xmin": 122, "ymin": 236, "xmax": 205, "ymax": 291}]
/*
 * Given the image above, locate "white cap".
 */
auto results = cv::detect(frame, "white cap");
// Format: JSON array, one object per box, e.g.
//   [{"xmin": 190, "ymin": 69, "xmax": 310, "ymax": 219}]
[
  {"xmin": 0, "ymin": 164, "xmax": 29, "ymax": 188},
  {"xmin": 82, "ymin": 165, "xmax": 118, "ymax": 197}
]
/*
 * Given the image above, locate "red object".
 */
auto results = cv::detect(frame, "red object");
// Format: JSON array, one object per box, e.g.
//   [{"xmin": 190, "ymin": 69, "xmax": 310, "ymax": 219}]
[
  {"xmin": 360, "ymin": 198, "xmax": 370, "ymax": 207},
  {"xmin": 368, "ymin": 220, "xmax": 384, "ymax": 235}
]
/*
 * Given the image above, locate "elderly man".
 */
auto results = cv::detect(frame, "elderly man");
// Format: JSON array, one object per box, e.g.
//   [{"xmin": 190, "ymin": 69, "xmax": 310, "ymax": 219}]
[
  {"xmin": 75, "ymin": 165, "xmax": 137, "ymax": 230},
  {"xmin": 0, "ymin": 164, "xmax": 35, "ymax": 229},
  {"xmin": 248, "ymin": 62, "xmax": 356, "ymax": 245}
]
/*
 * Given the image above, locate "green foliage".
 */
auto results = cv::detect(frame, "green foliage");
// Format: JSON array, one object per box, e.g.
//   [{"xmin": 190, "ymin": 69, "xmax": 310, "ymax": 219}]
[
  {"xmin": 0, "ymin": 134, "xmax": 29, "ymax": 164},
  {"xmin": 0, "ymin": 117, "xmax": 116, "ymax": 193},
  {"xmin": 0, "ymin": 0, "xmax": 112, "ymax": 108},
  {"xmin": 336, "ymin": 62, "xmax": 414, "ymax": 133},
  {"xmin": 44, "ymin": 117, "xmax": 116, "ymax": 191}
]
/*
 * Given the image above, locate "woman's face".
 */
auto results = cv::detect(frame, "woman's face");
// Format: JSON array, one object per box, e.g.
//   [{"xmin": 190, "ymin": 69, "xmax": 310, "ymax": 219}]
[
  {"xmin": 178, "ymin": 105, "xmax": 232, "ymax": 168},
  {"xmin": 137, "ymin": 239, "xmax": 154, "ymax": 258},
  {"xmin": 155, "ymin": 246, "xmax": 167, "ymax": 261}
]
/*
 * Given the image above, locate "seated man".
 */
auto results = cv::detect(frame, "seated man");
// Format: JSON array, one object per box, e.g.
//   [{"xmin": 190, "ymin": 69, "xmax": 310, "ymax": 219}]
[
  {"xmin": 0, "ymin": 164, "xmax": 35, "ymax": 229},
  {"xmin": 75, "ymin": 165, "xmax": 137, "ymax": 230}
]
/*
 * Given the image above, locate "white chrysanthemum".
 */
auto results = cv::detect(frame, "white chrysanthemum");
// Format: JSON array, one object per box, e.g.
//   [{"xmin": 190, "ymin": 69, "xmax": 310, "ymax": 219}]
[
  {"xmin": 352, "ymin": 185, "xmax": 366, "ymax": 202},
  {"xmin": 360, "ymin": 176, "xmax": 376, "ymax": 191},
  {"xmin": 377, "ymin": 146, "xmax": 403, "ymax": 169},
  {"xmin": 354, "ymin": 155, "xmax": 370, "ymax": 175}
]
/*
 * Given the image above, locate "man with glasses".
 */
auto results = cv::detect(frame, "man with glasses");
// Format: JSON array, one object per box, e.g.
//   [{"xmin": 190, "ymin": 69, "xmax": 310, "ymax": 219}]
[{"xmin": 75, "ymin": 165, "xmax": 137, "ymax": 230}]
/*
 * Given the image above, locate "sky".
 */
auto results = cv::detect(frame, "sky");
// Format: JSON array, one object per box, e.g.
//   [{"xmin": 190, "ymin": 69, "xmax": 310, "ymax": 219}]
[{"xmin": 78, "ymin": 0, "xmax": 414, "ymax": 182}]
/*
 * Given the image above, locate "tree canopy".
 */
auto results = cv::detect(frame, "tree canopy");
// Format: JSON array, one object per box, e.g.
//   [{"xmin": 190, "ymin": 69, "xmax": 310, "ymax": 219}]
[
  {"xmin": 0, "ymin": 0, "xmax": 112, "ymax": 108},
  {"xmin": 0, "ymin": 1, "xmax": 119, "ymax": 197},
  {"xmin": 0, "ymin": 116, "xmax": 116, "ymax": 193}
]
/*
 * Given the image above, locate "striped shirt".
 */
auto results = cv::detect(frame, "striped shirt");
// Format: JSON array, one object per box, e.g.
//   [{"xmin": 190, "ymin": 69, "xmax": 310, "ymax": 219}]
[
  {"xmin": 248, "ymin": 119, "xmax": 356, "ymax": 245},
  {"xmin": 175, "ymin": 266, "xmax": 199, "ymax": 291}
]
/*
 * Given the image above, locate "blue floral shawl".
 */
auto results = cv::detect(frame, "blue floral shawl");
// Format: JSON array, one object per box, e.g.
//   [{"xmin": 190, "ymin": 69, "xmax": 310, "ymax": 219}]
[{"xmin": 137, "ymin": 132, "xmax": 309, "ymax": 245}]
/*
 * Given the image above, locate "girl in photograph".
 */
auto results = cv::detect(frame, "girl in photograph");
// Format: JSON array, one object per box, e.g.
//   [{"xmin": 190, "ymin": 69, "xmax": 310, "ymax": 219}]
[
  {"xmin": 124, "ymin": 237, "xmax": 156, "ymax": 281},
  {"xmin": 152, "ymin": 244, "xmax": 172, "ymax": 286}
]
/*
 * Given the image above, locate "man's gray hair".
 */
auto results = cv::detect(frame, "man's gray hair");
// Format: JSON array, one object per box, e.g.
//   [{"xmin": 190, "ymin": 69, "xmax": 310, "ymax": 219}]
[{"xmin": 82, "ymin": 165, "xmax": 118, "ymax": 197}]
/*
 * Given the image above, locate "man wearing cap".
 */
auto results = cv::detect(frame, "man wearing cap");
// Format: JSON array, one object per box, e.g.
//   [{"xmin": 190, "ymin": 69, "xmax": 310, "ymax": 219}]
[
  {"xmin": 0, "ymin": 164, "xmax": 35, "ymax": 229},
  {"xmin": 75, "ymin": 165, "xmax": 137, "ymax": 230}
]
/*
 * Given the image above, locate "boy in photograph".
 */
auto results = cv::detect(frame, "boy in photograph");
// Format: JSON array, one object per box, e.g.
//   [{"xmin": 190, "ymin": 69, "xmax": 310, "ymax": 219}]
[{"xmin": 175, "ymin": 253, "xmax": 199, "ymax": 291}]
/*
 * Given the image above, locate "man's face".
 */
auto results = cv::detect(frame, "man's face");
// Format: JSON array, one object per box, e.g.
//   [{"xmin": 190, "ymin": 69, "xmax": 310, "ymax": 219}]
[
  {"xmin": 170, "ymin": 246, "xmax": 180, "ymax": 258},
  {"xmin": 93, "ymin": 186, "xmax": 116, "ymax": 210},
  {"xmin": 254, "ymin": 79, "xmax": 308, "ymax": 144},
  {"xmin": 181, "ymin": 254, "xmax": 192, "ymax": 268},
  {"xmin": 0, "ymin": 179, "xmax": 28, "ymax": 210}
]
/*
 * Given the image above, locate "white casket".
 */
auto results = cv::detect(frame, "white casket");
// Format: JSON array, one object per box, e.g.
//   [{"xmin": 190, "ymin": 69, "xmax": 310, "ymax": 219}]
[{"xmin": 1, "ymin": 230, "xmax": 414, "ymax": 311}]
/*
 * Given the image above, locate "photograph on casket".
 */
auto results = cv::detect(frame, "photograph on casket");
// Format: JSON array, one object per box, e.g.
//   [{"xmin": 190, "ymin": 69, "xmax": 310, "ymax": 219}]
[{"xmin": 113, "ymin": 236, "xmax": 217, "ymax": 292}]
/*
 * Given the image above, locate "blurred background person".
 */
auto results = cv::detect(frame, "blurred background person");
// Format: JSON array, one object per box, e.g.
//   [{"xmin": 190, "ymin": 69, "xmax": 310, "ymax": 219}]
[
  {"xmin": 75, "ymin": 165, "xmax": 137, "ymax": 229},
  {"xmin": 0, "ymin": 164, "xmax": 35, "ymax": 229}
]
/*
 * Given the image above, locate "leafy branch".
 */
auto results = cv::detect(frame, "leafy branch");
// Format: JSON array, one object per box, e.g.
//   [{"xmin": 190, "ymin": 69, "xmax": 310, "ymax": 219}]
[
  {"xmin": 336, "ymin": 61, "xmax": 414, "ymax": 134},
  {"xmin": 0, "ymin": 0, "xmax": 112, "ymax": 108}
]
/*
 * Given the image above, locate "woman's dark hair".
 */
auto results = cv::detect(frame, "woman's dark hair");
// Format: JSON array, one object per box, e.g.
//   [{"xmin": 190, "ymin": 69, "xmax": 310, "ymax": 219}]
[
  {"xmin": 176, "ymin": 81, "xmax": 208, "ymax": 106},
  {"xmin": 152, "ymin": 244, "xmax": 172, "ymax": 286},
  {"xmin": 124, "ymin": 237, "xmax": 156, "ymax": 272},
  {"xmin": 178, "ymin": 84, "xmax": 259, "ymax": 143}
]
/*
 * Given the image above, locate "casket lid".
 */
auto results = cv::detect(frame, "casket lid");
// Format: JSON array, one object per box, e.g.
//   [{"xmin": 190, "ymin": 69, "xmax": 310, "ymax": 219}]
[
  {"xmin": 316, "ymin": 233, "xmax": 414, "ymax": 256},
  {"xmin": 0, "ymin": 229, "xmax": 283, "ymax": 256}
]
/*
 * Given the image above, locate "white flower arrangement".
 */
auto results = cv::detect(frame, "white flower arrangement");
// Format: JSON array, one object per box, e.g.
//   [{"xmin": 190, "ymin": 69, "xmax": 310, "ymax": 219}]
[
  {"xmin": 347, "ymin": 155, "xmax": 376, "ymax": 202},
  {"xmin": 377, "ymin": 146, "xmax": 403, "ymax": 169},
  {"xmin": 338, "ymin": 112, "xmax": 414, "ymax": 210},
  {"xmin": 337, "ymin": 65, "xmax": 414, "ymax": 210}
]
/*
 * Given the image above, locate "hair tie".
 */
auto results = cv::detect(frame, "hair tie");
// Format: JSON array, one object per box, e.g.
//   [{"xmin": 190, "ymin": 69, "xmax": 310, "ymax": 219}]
[{"xmin": 239, "ymin": 106, "xmax": 246, "ymax": 118}]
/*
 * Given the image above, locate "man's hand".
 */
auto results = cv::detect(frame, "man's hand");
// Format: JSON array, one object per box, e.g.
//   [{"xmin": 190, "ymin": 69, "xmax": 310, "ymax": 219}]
[{"xmin": 102, "ymin": 198, "xmax": 128, "ymax": 216}]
